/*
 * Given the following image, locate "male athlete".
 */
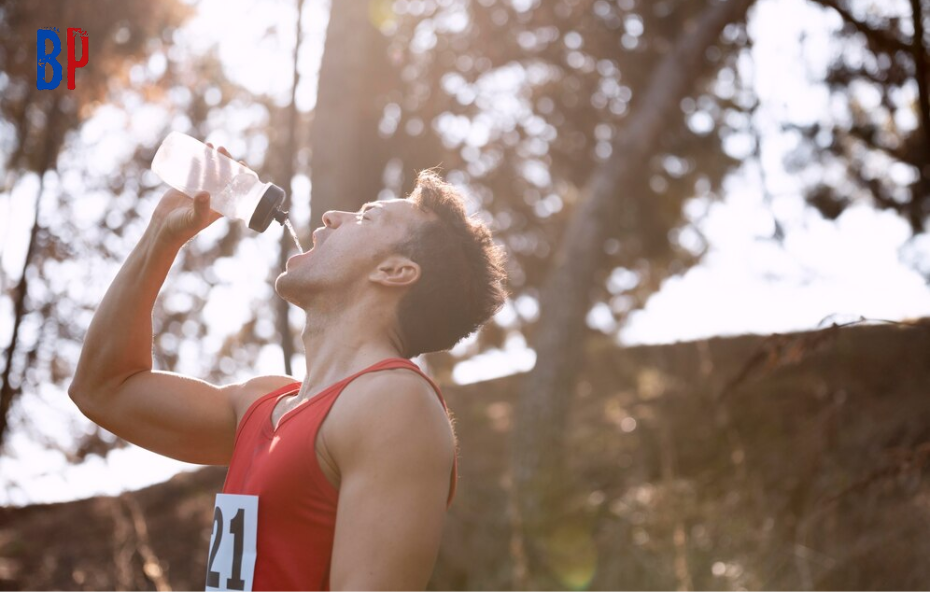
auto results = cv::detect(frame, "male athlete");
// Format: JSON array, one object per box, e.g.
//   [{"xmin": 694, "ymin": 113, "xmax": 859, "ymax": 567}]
[{"xmin": 69, "ymin": 143, "xmax": 508, "ymax": 590}]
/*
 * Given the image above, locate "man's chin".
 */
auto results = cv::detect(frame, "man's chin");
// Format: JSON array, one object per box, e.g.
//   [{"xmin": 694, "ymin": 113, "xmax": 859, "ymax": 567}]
[
  {"xmin": 273, "ymin": 273, "xmax": 298, "ymax": 304},
  {"xmin": 275, "ymin": 273, "xmax": 316, "ymax": 309}
]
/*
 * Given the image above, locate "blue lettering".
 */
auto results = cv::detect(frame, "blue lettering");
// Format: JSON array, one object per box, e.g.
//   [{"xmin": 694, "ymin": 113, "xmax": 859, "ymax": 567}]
[{"xmin": 36, "ymin": 28, "xmax": 62, "ymax": 90}]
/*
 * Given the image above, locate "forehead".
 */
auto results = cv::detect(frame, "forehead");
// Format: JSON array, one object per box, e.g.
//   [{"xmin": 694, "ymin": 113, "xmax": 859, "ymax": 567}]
[{"xmin": 366, "ymin": 198, "xmax": 432, "ymax": 224}]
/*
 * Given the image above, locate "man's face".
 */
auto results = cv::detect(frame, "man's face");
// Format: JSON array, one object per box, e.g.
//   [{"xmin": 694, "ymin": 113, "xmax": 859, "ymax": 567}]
[{"xmin": 275, "ymin": 199, "xmax": 427, "ymax": 309}]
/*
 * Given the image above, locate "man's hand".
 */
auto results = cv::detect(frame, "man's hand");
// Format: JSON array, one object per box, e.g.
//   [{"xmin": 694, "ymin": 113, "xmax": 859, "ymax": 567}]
[
  {"xmin": 149, "ymin": 143, "xmax": 248, "ymax": 246},
  {"xmin": 150, "ymin": 188, "xmax": 220, "ymax": 247}
]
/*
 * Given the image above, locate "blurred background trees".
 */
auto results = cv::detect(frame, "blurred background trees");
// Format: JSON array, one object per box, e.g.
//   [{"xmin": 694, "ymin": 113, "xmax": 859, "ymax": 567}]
[
  {"xmin": 0, "ymin": 0, "xmax": 200, "ymax": 451},
  {"xmin": 0, "ymin": 0, "xmax": 305, "ymax": 474},
  {"xmin": 791, "ymin": 0, "xmax": 930, "ymax": 235},
  {"xmin": 1, "ymin": 0, "xmax": 929, "ymax": 588}
]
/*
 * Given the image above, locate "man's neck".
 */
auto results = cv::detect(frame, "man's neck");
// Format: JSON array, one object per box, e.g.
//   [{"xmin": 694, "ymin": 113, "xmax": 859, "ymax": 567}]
[{"xmin": 296, "ymin": 300, "xmax": 404, "ymax": 401}]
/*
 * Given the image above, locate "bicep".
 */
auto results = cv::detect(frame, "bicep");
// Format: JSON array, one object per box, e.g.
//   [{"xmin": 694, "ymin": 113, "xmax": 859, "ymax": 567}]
[
  {"xmin": 328, "ymin": 380, "xmax": 455, "ymax": 590},
  {"xmin": 75, "ymin": 370, "xmax": 288, "ymax": 465}
]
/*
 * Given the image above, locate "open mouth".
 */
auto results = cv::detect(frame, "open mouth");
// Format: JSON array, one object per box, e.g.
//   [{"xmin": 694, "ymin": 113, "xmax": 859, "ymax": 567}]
[
  {"xmin": 286, "ymin": 228, "xmax": 328, "ymax": 267},
  {"xmin": 286, "ymin": 249, "xmax": 312, "ymax": 267}
]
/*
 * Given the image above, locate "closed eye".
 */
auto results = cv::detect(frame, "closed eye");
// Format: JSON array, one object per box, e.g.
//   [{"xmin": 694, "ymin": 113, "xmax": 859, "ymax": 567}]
[{"xmin": 357, "ymin": 204, "xmax": 378, "ymax": 221}]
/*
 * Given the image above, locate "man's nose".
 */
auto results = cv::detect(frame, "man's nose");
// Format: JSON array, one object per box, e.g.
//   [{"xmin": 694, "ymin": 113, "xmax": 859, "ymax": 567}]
[{"xmin": 321, "ymin": 210, "xmax": 350, "ymax": 228}]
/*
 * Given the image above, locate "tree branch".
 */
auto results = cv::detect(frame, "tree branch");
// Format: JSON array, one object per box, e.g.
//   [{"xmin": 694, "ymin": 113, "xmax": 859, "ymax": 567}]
[
  {"xmin": 843, "ymin": 125, "xmax": 918, "ymax": 167},
  {"xmin": 809, "ymin": 0, "xmax": 912, "ymax": 55},
  {"xmin": 908, "ymin": 0, "xmax": 930, "ymax": 231}
]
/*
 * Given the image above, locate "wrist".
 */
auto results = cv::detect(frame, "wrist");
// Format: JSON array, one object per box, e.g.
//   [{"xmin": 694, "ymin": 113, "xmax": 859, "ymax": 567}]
[
  {"xmin": 141, "ymin": 220, "xmax": 187, "ymax": 256},
  {"xmin": 137, "ymin": 224, "xmax": 186, "ymax": 273}
]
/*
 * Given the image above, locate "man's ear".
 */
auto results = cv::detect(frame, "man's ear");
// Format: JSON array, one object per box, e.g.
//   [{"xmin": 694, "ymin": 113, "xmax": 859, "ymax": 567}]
[{"xmin": 369, "ymin": 255, "xmax": 421, "ymax": 288}]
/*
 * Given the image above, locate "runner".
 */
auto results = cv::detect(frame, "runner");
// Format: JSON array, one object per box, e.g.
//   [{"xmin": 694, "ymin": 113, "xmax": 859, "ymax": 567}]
[{"xmin": 68, "ymin": 144, "xmax": 508, "ymax": 591}]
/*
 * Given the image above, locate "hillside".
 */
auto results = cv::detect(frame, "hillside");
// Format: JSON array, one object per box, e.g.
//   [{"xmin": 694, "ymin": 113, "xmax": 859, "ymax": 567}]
[{"xmin": 1, "ymin": 319, "xmax": 929, "ymax": 590}]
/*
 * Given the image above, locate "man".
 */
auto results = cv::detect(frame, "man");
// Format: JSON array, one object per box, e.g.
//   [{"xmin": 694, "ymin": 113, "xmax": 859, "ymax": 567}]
[{"xmin": 68, "ymin": 143, "xmax": 508, "ymax": 591}]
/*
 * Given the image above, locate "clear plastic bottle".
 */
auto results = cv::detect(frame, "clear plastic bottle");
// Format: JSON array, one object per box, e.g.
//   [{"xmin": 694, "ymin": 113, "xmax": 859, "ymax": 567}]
[{"xmin": 151, "ymin": 131, "xmax": 288, "ymax": 232}]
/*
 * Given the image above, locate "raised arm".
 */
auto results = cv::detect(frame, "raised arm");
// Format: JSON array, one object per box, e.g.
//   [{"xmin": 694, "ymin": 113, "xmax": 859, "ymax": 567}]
[
  {"xmin": 68, "ymin": 145, "xmax": 293, "ymax": 465},
  {"xmin": 327, "ymin": 370, "xmax": 456, "ymax": 590}
]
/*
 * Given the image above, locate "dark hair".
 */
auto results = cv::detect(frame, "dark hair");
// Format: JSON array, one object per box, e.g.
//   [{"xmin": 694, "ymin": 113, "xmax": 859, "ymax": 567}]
[{"xmin": 394, "ymin": 169, "xmax": 508, "ymax": 358}]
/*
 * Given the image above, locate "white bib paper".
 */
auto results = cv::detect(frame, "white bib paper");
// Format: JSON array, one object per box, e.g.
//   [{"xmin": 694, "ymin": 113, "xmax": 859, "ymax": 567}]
[{"xmin": 205, "ymin": 494, "xmax": 259, "ymax": 591}]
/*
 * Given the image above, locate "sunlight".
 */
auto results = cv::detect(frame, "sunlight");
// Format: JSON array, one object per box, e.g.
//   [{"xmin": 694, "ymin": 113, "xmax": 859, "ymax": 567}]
[{"xmin": 178, "ymin": 0, "xmax": 329, "ymax": 109}]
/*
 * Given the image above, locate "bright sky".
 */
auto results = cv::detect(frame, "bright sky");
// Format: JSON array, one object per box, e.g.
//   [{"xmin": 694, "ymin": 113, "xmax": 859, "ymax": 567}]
[{"xmin": 1, "ymin": 0, "xmax": 928, "ymax": 506}]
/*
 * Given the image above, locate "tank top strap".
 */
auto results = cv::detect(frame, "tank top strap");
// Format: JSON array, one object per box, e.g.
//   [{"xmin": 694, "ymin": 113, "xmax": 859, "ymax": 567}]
[
  {"xmin": 254, "ymin": 380, "xmax": 303, "ymax": 407},
  {"xmin": 235, "ymin": 380, "xmax": 301, "ymax": 443}
]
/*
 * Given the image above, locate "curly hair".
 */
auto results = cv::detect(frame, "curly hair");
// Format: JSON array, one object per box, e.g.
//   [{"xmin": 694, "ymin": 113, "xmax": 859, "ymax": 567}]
[{"xmin": 394, "ymin": 170, "xmax": 508, "ymax": 358}]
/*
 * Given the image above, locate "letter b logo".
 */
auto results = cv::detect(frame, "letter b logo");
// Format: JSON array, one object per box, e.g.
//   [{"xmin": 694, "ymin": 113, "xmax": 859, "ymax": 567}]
[{"xmin": 36, "ymin": 28, "xmax": 62, "ymax": 89}]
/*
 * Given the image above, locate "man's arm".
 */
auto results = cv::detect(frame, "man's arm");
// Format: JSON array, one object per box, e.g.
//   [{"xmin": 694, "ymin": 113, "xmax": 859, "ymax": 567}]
[
  {"xmin": 327, "ymin": 371, "xmax": 456, "ymax": 591},
  {"xmin": 69, "ymin": 146, "xmax": 293, "ymax": 465}
]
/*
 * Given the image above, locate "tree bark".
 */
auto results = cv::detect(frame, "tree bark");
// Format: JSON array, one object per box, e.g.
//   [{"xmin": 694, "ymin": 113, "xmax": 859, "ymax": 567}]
[
  {"xmin": 510, "ymin": 0, "xmax": 756, "ymax": 588},
  {"xmin": 308, "ymin": 0, "xmax": 393, "ymax": 232}
]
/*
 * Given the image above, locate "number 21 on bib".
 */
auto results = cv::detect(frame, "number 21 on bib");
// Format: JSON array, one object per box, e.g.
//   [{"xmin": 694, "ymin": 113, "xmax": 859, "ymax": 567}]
[{"xmin": 205, "ymin": 494, "xmax": 258, "ymax": 591}]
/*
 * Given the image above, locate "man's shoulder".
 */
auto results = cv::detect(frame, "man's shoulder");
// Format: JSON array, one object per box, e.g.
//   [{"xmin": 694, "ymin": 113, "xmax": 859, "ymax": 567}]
[
  {"xmin": 337, "ymin": 366, "xmax": 451, "ymax": 434},
  {"xmin": 331, "ymin": 366, "xmax": 455, "ymax": 471},
  {"xmin": 240, "ymin": 374, "xmax": 301, "ymax": 397},
  {"xmin": 230, "ymin": 374, "xmax": 300, "ymax": 416}
]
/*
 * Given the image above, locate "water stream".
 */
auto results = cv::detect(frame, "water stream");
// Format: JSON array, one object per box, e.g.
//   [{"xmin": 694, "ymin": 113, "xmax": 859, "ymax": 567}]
[{"xmin": 283, "ymin": 218, "xmax": 303, "ymax": 253}]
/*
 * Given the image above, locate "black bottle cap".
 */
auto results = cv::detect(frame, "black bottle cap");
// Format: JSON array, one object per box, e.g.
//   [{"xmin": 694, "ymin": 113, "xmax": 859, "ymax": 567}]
[{"xmin": 248, "ymin": 183, "xmax": 287, "ymax": 232}]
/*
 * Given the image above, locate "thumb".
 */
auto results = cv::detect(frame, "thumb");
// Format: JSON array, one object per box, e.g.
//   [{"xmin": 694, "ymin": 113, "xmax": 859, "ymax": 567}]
[{"xmin": 193, "ymin": 191, "xmax": 212, "ymax": 222}]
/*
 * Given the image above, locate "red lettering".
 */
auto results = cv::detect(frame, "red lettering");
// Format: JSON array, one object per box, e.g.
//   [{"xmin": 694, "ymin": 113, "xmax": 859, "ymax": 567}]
[{"xmin": 67, "ymin": 28, "xmax": 88, "ymax": 90}]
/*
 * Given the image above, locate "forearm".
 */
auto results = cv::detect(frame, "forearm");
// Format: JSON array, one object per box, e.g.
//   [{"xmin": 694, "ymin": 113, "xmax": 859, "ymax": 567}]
[{"xmin": 70, "ymin": 225, "xmax": 184, "ymax": 397}]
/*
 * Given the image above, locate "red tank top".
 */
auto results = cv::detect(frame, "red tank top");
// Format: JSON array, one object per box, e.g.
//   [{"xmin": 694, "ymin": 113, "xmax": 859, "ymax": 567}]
[{"xmin": 221, "ymin": 357, "xmax": 457, "ymax": 591}]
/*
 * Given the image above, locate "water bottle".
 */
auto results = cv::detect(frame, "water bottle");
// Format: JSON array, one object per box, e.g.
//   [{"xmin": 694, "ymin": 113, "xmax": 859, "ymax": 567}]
[{"xmin": 151, "ymin": 131, "xmax": 288, "ymax": 232}]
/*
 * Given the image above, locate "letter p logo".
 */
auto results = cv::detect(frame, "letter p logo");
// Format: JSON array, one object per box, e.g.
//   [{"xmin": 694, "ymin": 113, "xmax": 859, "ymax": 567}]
[{"xmin": 67, "ymin": 28, "xmax": 89, "ymax": 90}]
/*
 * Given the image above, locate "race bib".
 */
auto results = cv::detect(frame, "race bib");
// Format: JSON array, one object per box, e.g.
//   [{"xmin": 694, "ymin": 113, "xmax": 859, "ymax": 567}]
[{"xmin": 205, "ymin": 494, "xmax": 259, "ymax": 591}]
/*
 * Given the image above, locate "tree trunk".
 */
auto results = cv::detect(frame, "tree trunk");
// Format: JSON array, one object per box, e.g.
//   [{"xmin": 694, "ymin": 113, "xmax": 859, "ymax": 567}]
[
  {"xmin": 308, "ymin": 0, "xmax": 393, "ymax": 232},
  {"xmin": 0, "ymin": 98, "xmax": 60, "ymax": 451},
  {"xmin": 0, "ymin": 177, "xmax": 44, "ymax": 452},
  {"xmin": 276, "ymin": 0, "xmax": 307, "ymax": 376},
  {"xmin": 510, "ymin": 0, "xmax": 756, "ymax": 588}
]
